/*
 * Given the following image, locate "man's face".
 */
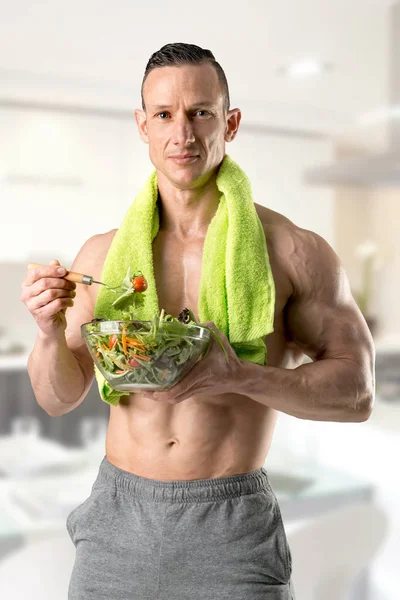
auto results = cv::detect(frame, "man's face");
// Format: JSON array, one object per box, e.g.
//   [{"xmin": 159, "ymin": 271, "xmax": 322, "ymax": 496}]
[{"xmin": 135, "ymin": 63, "xmax": 240, "ymax": 189}]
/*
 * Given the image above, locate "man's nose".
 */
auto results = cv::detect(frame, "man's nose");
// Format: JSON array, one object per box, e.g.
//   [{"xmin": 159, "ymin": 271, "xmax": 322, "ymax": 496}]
[{"xmin": 172, "ymin": 116, "xmax": 196, "ymax": 146}]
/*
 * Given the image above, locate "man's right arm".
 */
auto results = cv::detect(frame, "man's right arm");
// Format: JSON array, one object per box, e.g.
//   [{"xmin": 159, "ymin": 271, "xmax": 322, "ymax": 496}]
[{"xmin": 22, "ymin": 235, "xmax": 104, "ymax": 417}]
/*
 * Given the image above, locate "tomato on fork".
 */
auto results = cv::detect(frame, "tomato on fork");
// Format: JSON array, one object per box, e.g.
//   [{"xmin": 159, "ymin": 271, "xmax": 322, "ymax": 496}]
[{"xmin": 131, "ymin": 276, "xmax": 148, "ymax": 293}]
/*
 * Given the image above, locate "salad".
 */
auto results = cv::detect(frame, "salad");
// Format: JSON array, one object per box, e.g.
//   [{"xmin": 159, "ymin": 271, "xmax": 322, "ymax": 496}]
[{"xmin": 83, "ymin": 269, "xmax": 227, "ymax": 389}]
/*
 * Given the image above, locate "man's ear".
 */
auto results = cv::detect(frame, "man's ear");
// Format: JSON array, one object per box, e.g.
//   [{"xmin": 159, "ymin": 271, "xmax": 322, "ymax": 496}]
[
  {"xmin": 224, "ymin": 108, "xmax": 241, "ymax": 143},
  {"xmin": 134, "ymin": 109, "xmax": 149, "ymax": 144}
]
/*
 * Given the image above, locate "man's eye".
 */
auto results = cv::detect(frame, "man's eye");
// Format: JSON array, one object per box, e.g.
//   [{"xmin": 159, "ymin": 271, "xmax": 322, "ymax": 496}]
[
  {"xmin": 196, "ymin": 110, "xmax": 209, "ymax": 117},
  {"xmin": 157, "ymin": 112, "xmax": 169, "ymax": 119}
]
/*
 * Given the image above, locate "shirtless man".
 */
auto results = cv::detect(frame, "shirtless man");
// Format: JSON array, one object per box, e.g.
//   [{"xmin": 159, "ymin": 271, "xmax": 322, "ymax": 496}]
[{"xmin": 21, "ymin": 43, "xmax": 374, "ymax": 600}]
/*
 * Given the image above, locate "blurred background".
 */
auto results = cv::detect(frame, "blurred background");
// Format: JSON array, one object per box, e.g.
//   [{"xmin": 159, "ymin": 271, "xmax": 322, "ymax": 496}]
[{"xmin": 0, "ymin": 0, "xmax": 399, "ymax": 598}]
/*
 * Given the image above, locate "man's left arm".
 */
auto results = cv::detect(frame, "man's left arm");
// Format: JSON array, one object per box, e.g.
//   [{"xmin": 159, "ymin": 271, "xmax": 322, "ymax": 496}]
[
  {"xmin": 144, "ymin": 230, "xmax": 374, "ymax": 423},
  {"xmin": 236, "ymin": 230, "xmax": 375, "ymax": 422}
]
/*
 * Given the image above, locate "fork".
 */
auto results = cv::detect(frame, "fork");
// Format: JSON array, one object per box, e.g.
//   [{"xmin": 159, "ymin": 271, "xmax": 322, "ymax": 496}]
[{"xmin": 27, "ymin": 263, "xmax": 123, "ymax": 293}]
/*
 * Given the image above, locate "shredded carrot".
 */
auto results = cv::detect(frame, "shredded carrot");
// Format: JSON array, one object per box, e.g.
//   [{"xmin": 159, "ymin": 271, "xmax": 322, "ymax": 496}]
[
  {"xmin": 127, "ymin": 348, "xmax": 151, "ymax": 361},
  {"xmin": 133, "ymin": 354, "xmax": 151, "ymax": 362},
  {"xmin": 122, "ymin": 327, "xmax": 127, "ymax": 354},
  {"xmin": 127, "ymin": 345, "xmax": 147, "ymax": 352},
  {"xmin": 161, "ymin": 369, "xmax": 168, "ymax": 381},
  {"xmin": 125, "ymin": 337, "xmax": 146, "ymax": 347}
]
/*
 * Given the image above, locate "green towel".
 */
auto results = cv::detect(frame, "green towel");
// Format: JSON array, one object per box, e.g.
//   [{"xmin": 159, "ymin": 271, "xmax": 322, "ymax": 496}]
[{"xmin": 93, "ymin": 154, "xmax": 275, "ymax": 406}]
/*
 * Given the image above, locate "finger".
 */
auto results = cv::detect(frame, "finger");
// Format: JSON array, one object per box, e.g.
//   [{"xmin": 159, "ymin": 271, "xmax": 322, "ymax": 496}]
[
  {"xmin": 144, "ymin": 371, "xmax": 206, "ymax": 403},
  {"xmin": 203, "ymin": 321, "xmax": 216, "ymax": 328},
  {"xmin": 24, "ymin": 263, "xmax": 67, "ymax": 286},
  {"xmin": 203, "ymin": 321, "xmax": 224, "ymax": 336},
  {"xmin": 156, "ymin": 364, "xmax": 208, "ymax": 403},
  {"xmin": 33, "ymin": 296, "xmax": 75, "ymax": 319},
  {"xmin": 203, "ymin": 321, "xmax": 225, "ymax": 340},
  {"xmin": 21, "ymin": 276, "xmax": 76, "ymax": 305},
  {"xmin": 202, "ymin": 321, "xmax": 232, "ymax": 351},
  {"xmin": 29, "ymin": 275, "xmax": 76, "ymax": 297},
  {"xmin": 28, "ymin": 287, "xmax": 76, "ymax": 310}
]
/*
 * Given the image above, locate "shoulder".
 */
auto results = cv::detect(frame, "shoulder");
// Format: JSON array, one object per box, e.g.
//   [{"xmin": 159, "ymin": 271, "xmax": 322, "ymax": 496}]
[
  {"xmin": 254, "ymin": 203, "xmax": 297, "ymax": 250},
  {"xmin": 70, "ymin": 229, "xmax": 118, "ymax": 274},
  {"xmin": 79, "ymin": 228, "xmax": 118, "ymax": 255},
  {"xmin": 254, "ymin": 203, "xmax": 294, "ymax": 253},
  {"xmin": 254, "ymin": 203, "xmax": 340, "ymax": 296},
  {"xmin": 85, "ymin": 228, "xmax": 118, "ymax": 249},
  {"xmin": 282, "ymin": 226, "xmax": 341, "ymax": 300}
]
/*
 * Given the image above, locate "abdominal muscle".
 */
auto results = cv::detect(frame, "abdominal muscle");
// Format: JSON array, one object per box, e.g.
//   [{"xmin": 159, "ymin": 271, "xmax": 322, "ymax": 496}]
[{"xmin": 105, "ymin": 391, "xmax": 279, "ymax": 481}]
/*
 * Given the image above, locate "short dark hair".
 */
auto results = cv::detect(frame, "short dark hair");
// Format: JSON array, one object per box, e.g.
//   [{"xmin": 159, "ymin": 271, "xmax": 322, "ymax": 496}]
[{"xmin": 141, "ymin": 42, "xmax": 230, "ymax": 112}]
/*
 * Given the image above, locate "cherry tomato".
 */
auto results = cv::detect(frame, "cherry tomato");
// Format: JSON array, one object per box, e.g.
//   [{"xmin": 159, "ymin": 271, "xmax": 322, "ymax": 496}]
[
  {"xmin": 108, "ymin": 334, "xmax": 117, "ymax": 350},
  {"xmin": 128, "ymin": 357, "xmax": 140, "ymax": 368},
  {"xmin": 131, "ymin": 276, "xmax": 148, "ymax": 293}
]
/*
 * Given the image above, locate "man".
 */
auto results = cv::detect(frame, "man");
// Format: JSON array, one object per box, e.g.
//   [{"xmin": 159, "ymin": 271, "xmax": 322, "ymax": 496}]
[{"xmin": 21, "ymin": 43, "xmax": 374, "ymax": 600}]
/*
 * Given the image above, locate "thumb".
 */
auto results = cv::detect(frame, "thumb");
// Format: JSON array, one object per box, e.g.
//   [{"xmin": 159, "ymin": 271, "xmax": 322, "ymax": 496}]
[{"xmin": 203, "ymin": 321, "xmax": 219, "ymax": 332}]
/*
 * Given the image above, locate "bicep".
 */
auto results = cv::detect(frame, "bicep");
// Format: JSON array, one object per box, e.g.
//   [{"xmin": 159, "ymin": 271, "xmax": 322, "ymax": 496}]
[{"xmin": 285, "ymin": 231, "xmax": 374, "ymax": 370}]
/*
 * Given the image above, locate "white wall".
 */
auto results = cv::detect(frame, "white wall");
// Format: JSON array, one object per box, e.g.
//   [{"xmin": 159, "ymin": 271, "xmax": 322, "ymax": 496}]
[
  {"xmin": 0, "ymin": 109, "xmax": 153, "ymax": 265},
  {"xmin": 366, "ymin": 188, "xmax": 400, "ymax": 338},
  {"xmin": 229, "ymin": 131, "xmax": 334, "ymax": 245},
  {"xmin": 334, "ymin": 186, "xmax": 373, "ymax": 292},
  {"xmin": 334, "ymin": 184, "xmax": 400, "ymax": 341}
]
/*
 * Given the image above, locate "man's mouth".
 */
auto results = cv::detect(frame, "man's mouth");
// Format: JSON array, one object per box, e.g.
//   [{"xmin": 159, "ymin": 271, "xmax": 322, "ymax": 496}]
[{"xmin": 169, "ymin": 155, "xmax": 199, "ymax": 164}]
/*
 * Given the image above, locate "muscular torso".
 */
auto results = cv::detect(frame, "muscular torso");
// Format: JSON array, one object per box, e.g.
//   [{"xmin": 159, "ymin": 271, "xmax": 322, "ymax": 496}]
[{"xmin": 85, "ymin": 204, "xmax": 305, "ymax": 480}]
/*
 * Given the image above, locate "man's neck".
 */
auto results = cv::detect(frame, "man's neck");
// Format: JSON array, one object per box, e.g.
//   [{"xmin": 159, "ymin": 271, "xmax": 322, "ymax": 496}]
[{"xmin": 156, "ymin": 170, "xmax": 221, "ymax": 240}]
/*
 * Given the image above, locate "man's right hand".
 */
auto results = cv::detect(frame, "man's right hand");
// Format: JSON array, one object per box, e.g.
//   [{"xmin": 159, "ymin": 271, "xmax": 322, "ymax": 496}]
[{"xmin": 21, "ymin": 259, "xmax": 77, "ymax": 337}]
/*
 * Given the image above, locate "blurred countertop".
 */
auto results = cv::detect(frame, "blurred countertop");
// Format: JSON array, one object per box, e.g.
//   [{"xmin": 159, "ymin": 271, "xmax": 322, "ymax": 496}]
[
  {"xmin": 0, "ymin": 353, "xmax": 29, "ymax": 371},
  {"xmin": 374, "ymin": 335, "xmax": 400, "ymax": 353}
]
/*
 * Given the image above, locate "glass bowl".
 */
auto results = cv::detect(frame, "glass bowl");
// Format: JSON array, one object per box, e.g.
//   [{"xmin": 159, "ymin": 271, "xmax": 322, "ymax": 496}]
[{"xmin": 81, "ymin": 319, "xmax": 211, "ymax": 392}]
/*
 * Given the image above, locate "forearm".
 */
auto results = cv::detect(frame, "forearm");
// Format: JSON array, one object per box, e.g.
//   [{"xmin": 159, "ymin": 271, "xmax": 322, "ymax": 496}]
[
  {"xmin": 27, "ymin": 330, "xmax": 88, "ymax": 417},
  {"xmin": 236, "ymin": 357, "xmax": 374, "ymax": 422}
]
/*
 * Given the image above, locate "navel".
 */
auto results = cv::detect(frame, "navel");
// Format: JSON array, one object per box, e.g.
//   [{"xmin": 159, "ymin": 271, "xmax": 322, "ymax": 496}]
[{"xmin": 166, "ymin": 439, "xmax": 179, "ymax": 448}]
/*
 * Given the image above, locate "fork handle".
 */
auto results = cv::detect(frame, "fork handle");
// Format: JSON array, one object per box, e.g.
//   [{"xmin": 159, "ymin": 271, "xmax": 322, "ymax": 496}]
[{"xmin": 27, "ymin": 263, "xmax": 93, "ymax": 285}]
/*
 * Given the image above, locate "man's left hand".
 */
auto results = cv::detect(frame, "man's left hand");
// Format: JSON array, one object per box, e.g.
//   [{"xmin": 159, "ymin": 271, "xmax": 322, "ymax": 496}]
[{"xmin": 143, "ymin": 322, "xmax": 242, "ymax": 404}]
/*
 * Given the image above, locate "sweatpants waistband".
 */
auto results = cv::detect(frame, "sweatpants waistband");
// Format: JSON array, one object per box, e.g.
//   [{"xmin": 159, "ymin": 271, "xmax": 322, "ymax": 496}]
[{"xmin": 94, "ymin": 456, "xmax": 272, "ymax": 504}]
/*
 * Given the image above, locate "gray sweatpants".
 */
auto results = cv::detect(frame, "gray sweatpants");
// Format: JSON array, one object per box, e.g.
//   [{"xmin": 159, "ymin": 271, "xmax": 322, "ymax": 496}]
[{"xmin": 67, "ymin": 456, "xmax": 295, "ymax": 599}]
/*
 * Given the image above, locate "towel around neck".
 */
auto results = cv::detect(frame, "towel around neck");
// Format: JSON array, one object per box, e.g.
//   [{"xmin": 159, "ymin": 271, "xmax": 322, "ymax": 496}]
[{"xmin": 93, "ymin": 154, "xmax": 275, "ymax": 405}]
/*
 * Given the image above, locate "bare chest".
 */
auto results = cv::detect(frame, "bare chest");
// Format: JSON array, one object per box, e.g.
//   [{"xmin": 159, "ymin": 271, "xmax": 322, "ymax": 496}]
[{"xmin": 152, "ymin": 232, "xmax": 205, "ymax": 321}]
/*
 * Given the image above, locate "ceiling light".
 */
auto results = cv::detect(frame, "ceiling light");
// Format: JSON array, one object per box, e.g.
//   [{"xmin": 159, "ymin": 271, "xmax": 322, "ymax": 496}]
[{"xmin": 277, "ymin": 59, "xmax": 332, "ymax": 80}]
